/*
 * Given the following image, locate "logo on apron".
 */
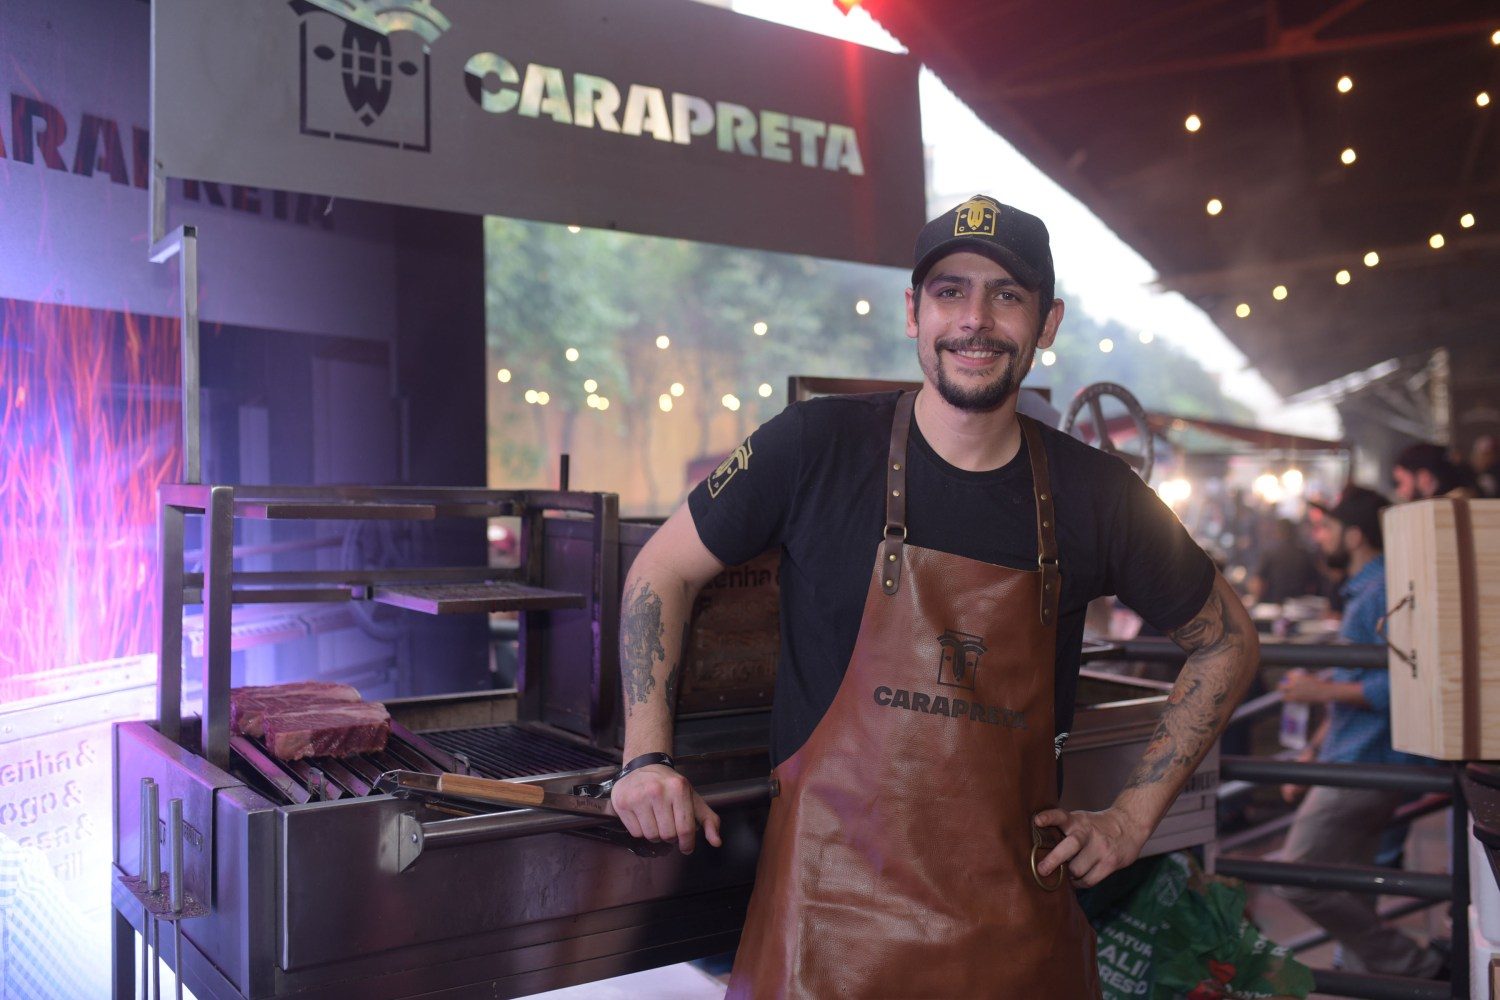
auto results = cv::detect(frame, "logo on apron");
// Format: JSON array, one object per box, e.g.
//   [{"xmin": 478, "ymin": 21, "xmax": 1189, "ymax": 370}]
[{"xmin": 936, "ymin": 630, "xmax": 986, "ymax": 689}]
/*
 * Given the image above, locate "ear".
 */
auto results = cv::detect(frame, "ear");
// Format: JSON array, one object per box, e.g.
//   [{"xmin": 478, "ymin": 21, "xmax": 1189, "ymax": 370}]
[
  {"xmin": 905, "ymin": 287, "xmax": 919, "ymax": 341},
  {"xmin": 1037, "ymin": 297, "xmax": 1064, "ymax": 350}
]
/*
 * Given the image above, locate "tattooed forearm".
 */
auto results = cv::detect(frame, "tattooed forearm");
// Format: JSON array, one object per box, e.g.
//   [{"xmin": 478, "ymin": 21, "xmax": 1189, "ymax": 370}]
[
  {"xmin": 663, "ymin": 619, "xmax": 691, "ymax": 707},
  {"xmin": 1119, "ymin": 576, "xmax": 1258, "ymax": 808},
  {"xmin": 620, "ymin": 581, "xmax": 667, "ymax": 706}
]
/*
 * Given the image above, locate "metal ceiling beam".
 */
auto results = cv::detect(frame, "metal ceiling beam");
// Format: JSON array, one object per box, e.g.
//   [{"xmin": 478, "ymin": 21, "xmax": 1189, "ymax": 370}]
[{"xmin": 995, "ymin": 18, "xmax": 1500, "ymax": 100}]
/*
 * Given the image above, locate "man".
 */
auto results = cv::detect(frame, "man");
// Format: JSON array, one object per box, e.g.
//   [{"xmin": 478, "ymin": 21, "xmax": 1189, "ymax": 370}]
[
  {"xmin": 1248, "ymin": 517, "xmax": 1320, "ymax": 606},
  {"xmin": 611, "ymin": 196, "xmax": 1259, "ymax": 997},
  {"xmin": 1391, "ymin": 441, "xmax": 1472, "ymax": 502},
  {"xmin": 1277, "ymin": 486, "xmax": 1444, "ymax": 978},
  {"xmin": 1470, "ymin": 434, "xmax": 1498, "ymax": 498}
]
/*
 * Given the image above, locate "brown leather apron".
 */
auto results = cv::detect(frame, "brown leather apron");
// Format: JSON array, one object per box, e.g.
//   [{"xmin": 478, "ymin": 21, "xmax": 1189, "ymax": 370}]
[{"xmin": 727, "ymin": 391, "xmax": 1101, "ymax": 999}]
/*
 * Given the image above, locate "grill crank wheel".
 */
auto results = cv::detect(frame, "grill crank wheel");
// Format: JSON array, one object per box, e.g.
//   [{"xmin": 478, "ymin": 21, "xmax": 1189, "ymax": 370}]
[{"xmin": 1060, "ymin": 381, "xmax": 1154, "ymax": 481}]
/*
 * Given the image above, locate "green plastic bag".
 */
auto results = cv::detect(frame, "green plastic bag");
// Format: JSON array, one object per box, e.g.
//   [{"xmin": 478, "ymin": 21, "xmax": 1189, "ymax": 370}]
[{"xmin": 1080, "ymin": 852, "xmax": 1314, "ymax": 1000}]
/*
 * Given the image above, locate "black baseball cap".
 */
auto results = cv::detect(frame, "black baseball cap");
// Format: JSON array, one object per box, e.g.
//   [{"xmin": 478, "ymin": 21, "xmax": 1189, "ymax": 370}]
[
  {"xmin": 911, "ymin": 195, "xmax": 1055, "ymax": 304},
  {"xmin": 1310, "ymin": 485, "xmax": 1390, "ymax": 549}
]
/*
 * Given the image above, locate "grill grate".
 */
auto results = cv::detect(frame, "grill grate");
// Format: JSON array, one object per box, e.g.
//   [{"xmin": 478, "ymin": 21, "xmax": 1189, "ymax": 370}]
[
  {"xmin": 231, "ymin": 722, "xmax": 615, "ymax": 805},
  {"xmin": 426, "ymin": 725, "xmax": 615, "ymax": 779}
]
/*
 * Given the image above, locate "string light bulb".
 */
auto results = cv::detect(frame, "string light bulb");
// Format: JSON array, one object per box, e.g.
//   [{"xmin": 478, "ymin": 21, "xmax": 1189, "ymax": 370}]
[
  {"xmin": 758, "ymin": 383, "xmax": 773, "ymax": 398},
  {"xmin": 1139, "ymin": 331, "xmax": 1154, "ymax": 344},
  {"xmin": 1363, "ymin": 251, "xmax": 1380, "ymax": 267},
  {"xmin": 1041, "ymin": 350, "xmax": 1057, "ymax": 367},
  {"xmin": 721, "ymin": 393, "xmax": 741, "ymax": 412},
  {"xmin": 567, "ymin": 225, "xmax": 581, "ymax": 234},
  {"xmin": 1335, "ymin": 269, "xmax": 1351, "ymax": 285},
  {"xmin": 1461, "ymin": 212, "xmax": 1476, "ymax": 228},
  {"xmin": 536, "ymin": 391, "xmax": 550, "ymax": 405},
  {"xmin": 1336, "ymin": 75, "xmax": 1353, "ymax": 94},
  {"xmin": 1206, "ymin": 198, "xmax": 1223, "ymax": 216},
  {"xmin": 670, "ymin": 382, "xmax": 685, "ymax": 397},
  {"xmin": 854, "ymin": 299, "xmax": 871, "ymax": 316},
  {"xmin": 753, "ymin": 321, "xmax": 768, "ymax": 336},
  {"xmin": 1479, "ymin": 92, "xmax": 1492, "ymax": 109},
  {"xmin": 497, "ymin": 368, "xmax": 512, "ymax": 383},
  {"xmin": 1184, "ymin": 114, "xmax": 1202, "ymax": 132},
  {"xmin": 655, "ymin": 335, "xmax": 670, "ymax": 349},
  {"xmin": 1099, "ymin": 338, "xmax": 1115, "ymax": 352},
  {"xmin": 1272, "ymin": 285, "xmax": 1288, "ymax": 301},
  {"xmin": 564, "ymin": 347, "xmax": 579, "ymax": 362},
  {"xmin": 524, "ymin": 389, "xmax": 538, "ymax": 404},
  {"xmin": 583, "ymin": 378, "xmax": 597, "ymax": 392},
  {"xmin": 1234, "ymin": 303, "xmax": 1251, "ymax": 318},
  {"xmin": 596, "ymin": 396, "xmax": 608, "ymax": 411},
  {"xmin": 658, "ymin": 394, "xmax": 673, "ymax": 412},
  {"xmin": 1429, "ymin": 233, "xmax": 1446, "ymax": 249},
  {"xmin": 1340, "ymin": 147, "xmax": 1357, "ymax": 165}
]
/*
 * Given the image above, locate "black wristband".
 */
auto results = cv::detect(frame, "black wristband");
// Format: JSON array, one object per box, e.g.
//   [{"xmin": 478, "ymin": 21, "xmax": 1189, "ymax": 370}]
[
  {"xmin": 617, "ymin": 752, "xmax": 675, "ymax": 781},
  {"xmin": 575, "ymin": 752, "xmax": 675, "ymax": 798}
]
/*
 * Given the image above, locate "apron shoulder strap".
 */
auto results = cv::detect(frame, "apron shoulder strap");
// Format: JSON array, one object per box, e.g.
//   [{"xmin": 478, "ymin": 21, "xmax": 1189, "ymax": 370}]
[
  {"xmin": 1019, "ymin": 415, "xmax": 1060, "ymax": 627},
  {"xmin": 880, "ymin": 391, "xmax": 916, "ymax": 596}
]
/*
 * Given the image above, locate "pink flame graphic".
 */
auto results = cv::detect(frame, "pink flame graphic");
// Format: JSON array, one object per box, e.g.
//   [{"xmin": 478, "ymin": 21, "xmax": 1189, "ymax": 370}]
[{"xmin": 0, "ymin": 298, "xmax": 180, "ymax": 700}]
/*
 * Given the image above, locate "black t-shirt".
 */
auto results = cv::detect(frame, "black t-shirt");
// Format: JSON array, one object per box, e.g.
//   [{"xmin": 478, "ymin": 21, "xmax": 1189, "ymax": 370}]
[{"xmin": 688, "ymin": 392, "xmax": 1215, "ymax": 768}]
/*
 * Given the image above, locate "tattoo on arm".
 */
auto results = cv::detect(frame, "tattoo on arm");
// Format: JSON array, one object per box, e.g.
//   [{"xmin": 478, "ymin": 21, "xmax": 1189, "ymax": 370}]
[
  {"xmin": 620, "ymin": 581, "xmax": 667, "ymax": 706},
  {"xmin": 1124, "ymin": 581, "xmax": 1249, "ymax": 792}
]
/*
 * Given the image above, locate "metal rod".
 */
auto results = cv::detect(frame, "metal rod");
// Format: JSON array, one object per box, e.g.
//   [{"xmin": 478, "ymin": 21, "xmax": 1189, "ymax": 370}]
[
  {"xmin": 1309, "ymin": 967, "xmax": 1450, "ymax": 1000},
  {"xmin": 559, "ymin": 453, "xmax": 570, "ymax": 491},
  {"xmin": 1119, "ymin": 637, "xmax": 1389, "ymax": 669},
  {"xmin": 173, "ymin": 920, "xmax": 182, "ymax": 1000},
  {"xmin": 151, "ymin": 916, "xmax": 160, "ymax": 1000},
  {"xmin": 168, "ymin": 799, "xmax": 184, "ymax": 913},
  {"xmin": 1228, "ymin": 688, "xmax": 1283, "ymax": 724},
  {"xmin": 201, "ymin": 485, "xmax": 235, "ymax": 769},
  {"xmin": 1219, "ymin": 756, "xmax": 1454, "ymax": 795},
  {"xmin": 420, "ymin": 777, "xmax": 773, "ymax": 851},
  {"xmin": 139, "ymin": 915, "xmax": 148, "ymax": 1000},
  {"xmin": 148, "ymin": 226, "xmax": 200, "ymax": 484},
  {"xmin": 157, "ymin": 503, "xmax": 185, "ymax": 744},
  {"xmin": 145, "ymin": 781, "xmax": 160, "ymax": 893},
  {"xmin": 1285, "ymin": 897, "xmax": 1439, "ymax": 953},
  {"xmin": 1213, "ymin": 857, "xmax": 1451, "ymax": 900},
  {"xmin": 1451, "ymin": 771, "xmax": 1471, "ymax": 997}
]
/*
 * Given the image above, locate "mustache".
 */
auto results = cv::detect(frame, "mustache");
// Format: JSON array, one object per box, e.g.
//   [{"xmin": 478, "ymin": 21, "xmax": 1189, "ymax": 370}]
[{"xmin": 936, "ymin": 337, "xmax": 1018, "ymax": 356}]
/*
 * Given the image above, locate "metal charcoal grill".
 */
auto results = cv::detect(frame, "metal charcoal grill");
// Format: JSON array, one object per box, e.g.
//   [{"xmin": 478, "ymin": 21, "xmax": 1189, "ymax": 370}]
[{"xmin": 112, "ymin": 487, "xmax": 776, "ymax": 1000}]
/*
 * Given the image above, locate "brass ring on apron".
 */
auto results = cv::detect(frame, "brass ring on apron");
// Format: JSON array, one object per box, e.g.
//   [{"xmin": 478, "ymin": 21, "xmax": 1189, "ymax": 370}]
[{"xmin": 1029, "ymin": 824, "xmax": 1065, "ymax": 892}]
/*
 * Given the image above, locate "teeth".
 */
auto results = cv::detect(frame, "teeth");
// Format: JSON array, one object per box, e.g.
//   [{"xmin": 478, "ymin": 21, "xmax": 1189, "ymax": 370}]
[{"xmin": 954, "ymin": 349, "xmax": 998, "ymax": 358}]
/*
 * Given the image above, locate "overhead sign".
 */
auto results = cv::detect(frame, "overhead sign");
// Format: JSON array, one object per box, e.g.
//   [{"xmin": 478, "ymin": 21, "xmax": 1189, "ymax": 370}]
[{"xmin": 152, "ymin": 0, "xmax": 925, "ymax": 266}]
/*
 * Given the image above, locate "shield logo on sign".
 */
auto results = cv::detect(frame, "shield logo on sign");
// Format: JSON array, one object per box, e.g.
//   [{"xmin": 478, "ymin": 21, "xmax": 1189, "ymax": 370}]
[{"xmin": 290, "ymin": 0, "xmax": 450, "ymax": 152}]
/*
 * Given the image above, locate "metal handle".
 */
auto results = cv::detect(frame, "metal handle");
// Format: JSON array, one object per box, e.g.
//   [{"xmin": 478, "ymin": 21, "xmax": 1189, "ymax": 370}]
[
  {"xmin": 1376, "ymin": 585, "xmax": 1418, "ymax": 677},
  {"xmin": 399, "ymin": 776, "xmax": 774, "ymax": 871}
]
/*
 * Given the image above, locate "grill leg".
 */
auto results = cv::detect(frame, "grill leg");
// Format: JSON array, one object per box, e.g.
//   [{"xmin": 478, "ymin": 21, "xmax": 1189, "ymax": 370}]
[{"xmin": 112, "ymin": 906, "xmax": 135, "ymax": 1000}]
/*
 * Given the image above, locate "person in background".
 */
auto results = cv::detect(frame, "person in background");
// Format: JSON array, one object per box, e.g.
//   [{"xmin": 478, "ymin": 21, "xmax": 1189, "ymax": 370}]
[
  {"xmin": 1468, "ymin": 434, "xmax": 1498, "ymax": 498},
  {"xmin": 1391, "ymin": 441, "xmax": 1475, "ymax": 502},
  {"xmin": 1248, "ymin": 517, "xmax": 1321, "ymax": 606},
  {"xmin": 1275, "ymin": 486, "xmax": 1444, "ymax": 979}
]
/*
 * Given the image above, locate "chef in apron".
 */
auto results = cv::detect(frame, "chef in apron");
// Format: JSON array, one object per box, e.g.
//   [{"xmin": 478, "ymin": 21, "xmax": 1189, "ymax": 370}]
[{"xmin": 610, "ymin": 197, "xmax": 1258, "ymax": 998}]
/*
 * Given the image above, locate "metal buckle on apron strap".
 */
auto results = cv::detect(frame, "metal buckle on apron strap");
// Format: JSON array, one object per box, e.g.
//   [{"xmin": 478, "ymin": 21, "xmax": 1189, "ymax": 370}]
[
  {"xmin": 880, "ymin": 524, "xmax": 907, "ymax": 595},
  {"xmin": 1030, "ymin": 822, "xmax": 1065, "ymax": 892}
]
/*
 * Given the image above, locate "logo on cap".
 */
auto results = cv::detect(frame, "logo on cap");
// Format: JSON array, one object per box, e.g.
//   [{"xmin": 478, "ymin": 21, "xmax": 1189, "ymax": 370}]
[{"xmin": 954, "ymin": 196, "xmax": 1000, "ymax": 237}]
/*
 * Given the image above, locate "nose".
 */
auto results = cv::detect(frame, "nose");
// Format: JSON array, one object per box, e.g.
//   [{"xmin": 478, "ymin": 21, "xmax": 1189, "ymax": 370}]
[{"xmin": 960, "ymin": 294, "xmax": 995, "ymax": 334}]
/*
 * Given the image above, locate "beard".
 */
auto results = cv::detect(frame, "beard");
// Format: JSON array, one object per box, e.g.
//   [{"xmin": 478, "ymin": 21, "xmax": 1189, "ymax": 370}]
[
  {"xmin": 921, "ymin": 336, "xmax": 1029, "ymax": 413},
  {"xmin": 1325, "ymin": 549, "xmax": 1350, "ymax": 572}
]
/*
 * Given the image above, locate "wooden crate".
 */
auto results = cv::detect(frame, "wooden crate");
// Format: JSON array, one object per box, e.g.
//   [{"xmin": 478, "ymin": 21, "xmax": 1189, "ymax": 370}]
[{"xmin": 1383, "ymin": 498, "xmax": 1500, "ymax": 760}]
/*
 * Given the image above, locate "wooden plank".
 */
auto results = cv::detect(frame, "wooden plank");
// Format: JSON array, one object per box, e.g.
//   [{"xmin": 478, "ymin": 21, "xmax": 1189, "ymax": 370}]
[
  {"xmin": 371, "ymin": 582, "xmax": 585, "ymax": 615},
  {"xmin": 1384, "ymin": 498, "xmax": 1500, "ymax": 759}
]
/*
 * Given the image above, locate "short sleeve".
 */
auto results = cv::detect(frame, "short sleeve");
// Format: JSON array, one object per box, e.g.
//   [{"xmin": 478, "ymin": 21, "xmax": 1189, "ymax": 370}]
[
  {"xmin": 687, "ymin": 403, "xmax": 802, "ymax": 567},
  {"xmin": 1105, "ymin": 464, "xmax": 1216, "ymax": 633},
  {"xmin": 1360, "ymin": 670, "xmax": 1392, "ymax": 712}
]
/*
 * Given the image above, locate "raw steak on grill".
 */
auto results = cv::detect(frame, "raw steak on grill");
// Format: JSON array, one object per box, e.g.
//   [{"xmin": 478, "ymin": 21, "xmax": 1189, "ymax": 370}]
[
  {"xmin": 261, "ymin": 701, "xmax": 391, "ymax": 761},
  {"xmin": 230, "ymin": 681, "xmax": 361, "ymax": 738}
]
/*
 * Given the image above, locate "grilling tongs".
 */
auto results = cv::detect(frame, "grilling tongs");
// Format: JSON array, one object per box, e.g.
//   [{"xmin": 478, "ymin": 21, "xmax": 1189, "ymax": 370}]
[{"xmin": 376, "ymin": 770, "xmax": 616, "ymax": 817}]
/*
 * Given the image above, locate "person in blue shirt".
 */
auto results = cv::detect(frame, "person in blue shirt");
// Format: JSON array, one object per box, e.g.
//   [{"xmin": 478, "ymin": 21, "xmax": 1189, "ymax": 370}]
[{"xmin": 1275, "ymin": 485, "xmax": 1444, "ymax": 978}]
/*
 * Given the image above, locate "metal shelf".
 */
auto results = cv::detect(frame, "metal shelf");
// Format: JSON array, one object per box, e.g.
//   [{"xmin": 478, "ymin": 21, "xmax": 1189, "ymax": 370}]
[{"xmin": 372, "ymin": 582, "xmax": 585, "ymax": 615}]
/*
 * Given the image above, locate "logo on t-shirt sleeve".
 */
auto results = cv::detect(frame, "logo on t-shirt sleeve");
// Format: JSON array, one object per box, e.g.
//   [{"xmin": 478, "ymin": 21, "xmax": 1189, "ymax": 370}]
[{"xmin": 707, "ymin": 437, "xmax": 753, "ymax": 498}]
